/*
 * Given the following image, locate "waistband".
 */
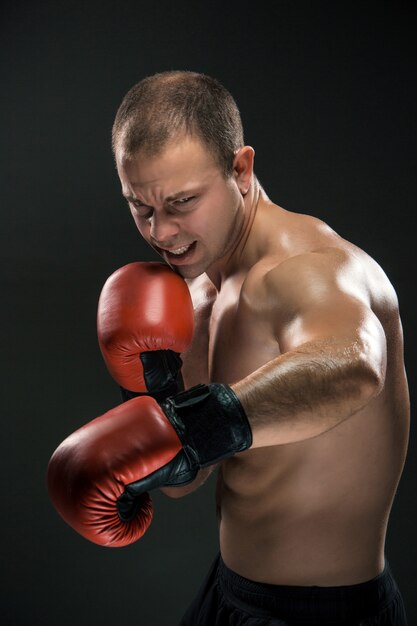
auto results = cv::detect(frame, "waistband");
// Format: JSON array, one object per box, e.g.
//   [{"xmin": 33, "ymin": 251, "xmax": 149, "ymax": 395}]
[{"xmin": 218, "ymin": 556, "xmax": 399, "ymax": 624}]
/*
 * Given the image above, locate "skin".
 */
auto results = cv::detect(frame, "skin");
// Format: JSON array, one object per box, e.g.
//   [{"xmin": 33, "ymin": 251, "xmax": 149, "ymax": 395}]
[{"xmin": 116, "ymin": 133, "xmax": 409, "ymax": 586}]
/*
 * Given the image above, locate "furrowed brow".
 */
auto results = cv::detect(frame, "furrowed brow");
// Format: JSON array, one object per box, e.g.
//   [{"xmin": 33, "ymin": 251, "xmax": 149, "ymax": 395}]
[
  {"xmin": 123, "ymin": 188, "xmax": 198, "ymax": 204},
  {"xmin": 165, "ymin": 189, "xmax": 197, "ymax": 202},
  {"xmin": 123, "ymin": 193, "xmax": 141, "ymax": 203}
]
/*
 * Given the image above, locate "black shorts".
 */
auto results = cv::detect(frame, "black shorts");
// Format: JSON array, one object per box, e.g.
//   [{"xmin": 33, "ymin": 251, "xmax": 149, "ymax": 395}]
[{"xmin": 179, "ymin": 554, "xmax": 407, "ymax": 625}]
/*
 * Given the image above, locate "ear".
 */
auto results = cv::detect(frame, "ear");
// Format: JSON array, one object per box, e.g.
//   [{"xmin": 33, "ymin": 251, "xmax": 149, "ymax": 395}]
[{"xmin": 232, "ymin": 146, "xmax": 255, "ymax": 195}]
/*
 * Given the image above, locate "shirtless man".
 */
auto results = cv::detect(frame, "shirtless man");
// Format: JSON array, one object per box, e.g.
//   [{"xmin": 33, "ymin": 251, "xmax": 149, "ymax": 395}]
[{"xmin": 48, "ymin": 71, "xmax": 409, "ymax": 624}]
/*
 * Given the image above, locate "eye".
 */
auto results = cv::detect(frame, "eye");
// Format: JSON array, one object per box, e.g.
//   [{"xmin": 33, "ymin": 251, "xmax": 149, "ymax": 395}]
[
  {"xmin": 172, "ymin": 196, "xmax": 195, "ymax": 206},
  {"xmin": 129, "ymin": 200, "xmax": 153, "ymax": 219}
]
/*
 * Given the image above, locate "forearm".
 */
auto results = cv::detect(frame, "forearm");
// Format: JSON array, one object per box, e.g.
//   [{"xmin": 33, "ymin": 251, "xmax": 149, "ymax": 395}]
[{"xmin": 232, "ymin": 336, "xmax": 384, "ymax": 447}]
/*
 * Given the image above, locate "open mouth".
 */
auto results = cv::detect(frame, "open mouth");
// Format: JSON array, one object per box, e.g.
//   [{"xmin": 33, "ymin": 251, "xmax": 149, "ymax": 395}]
[
  {"xmin": 169, "ymin": 244, "xmax": 192, "ymax": 255},
  {"xmin": 159, "ymin": 241, "xmax": 197, "ymax": 264}
]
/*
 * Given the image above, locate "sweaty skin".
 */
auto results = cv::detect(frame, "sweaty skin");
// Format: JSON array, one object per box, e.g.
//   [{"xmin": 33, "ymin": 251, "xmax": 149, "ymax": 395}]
[{"xmin": 116, "ymin": 135, "xmax": 409, "ymax": 587}]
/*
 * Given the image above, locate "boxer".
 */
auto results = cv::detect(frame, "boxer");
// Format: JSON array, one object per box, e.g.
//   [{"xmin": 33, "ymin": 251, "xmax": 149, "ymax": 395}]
[{"xmin": 48, "ymin": 71, "xmax": 409, "ymax": 625}]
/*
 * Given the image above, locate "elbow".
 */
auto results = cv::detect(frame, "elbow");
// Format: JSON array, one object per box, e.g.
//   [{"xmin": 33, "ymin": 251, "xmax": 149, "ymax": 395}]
[
  {"xmin": 355, "ymin": 352, "xmax": 386, "ymax": 406},
  {"xmin": 352, "ymin": 317, "xmax": 387, "ymax": 406},
  {"xmin": 361, "ymin": 366, "xmax": 384, "ymax": 403}
]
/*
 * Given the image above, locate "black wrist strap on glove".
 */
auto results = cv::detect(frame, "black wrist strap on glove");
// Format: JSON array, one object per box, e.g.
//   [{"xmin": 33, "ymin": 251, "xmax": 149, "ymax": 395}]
[
  {"xmin": 161, "ymin": 383, "xmax": 253, "ymax": 466},
  {"xmin": 116, "ymin": 383, "xmax": 252, "ymax": 521}
]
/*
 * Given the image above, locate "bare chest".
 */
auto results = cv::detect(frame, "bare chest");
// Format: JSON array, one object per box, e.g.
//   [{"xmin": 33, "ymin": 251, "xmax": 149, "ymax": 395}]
[{"xmin": 182, "ymin": 277, "xmax": 280, "ymax": 388}]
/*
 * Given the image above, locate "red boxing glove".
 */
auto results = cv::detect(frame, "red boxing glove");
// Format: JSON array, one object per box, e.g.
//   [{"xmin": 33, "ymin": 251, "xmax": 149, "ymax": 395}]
[
  {"xmin": 47, "ymin": 384, "xmax": 252, "ymax": 548},
  {"xmin": 47, "ymin": 396, "xmax": 182, "ymax": 547},
  {"xmin": 97, "ymin": 262, "xmax": 194, "ymax": 401}
]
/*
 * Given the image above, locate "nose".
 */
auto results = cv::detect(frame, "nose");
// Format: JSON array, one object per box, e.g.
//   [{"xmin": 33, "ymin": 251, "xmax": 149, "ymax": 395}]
[{"xmin": 149, "ymin": 212, "xmax": 180, "ymax": 245}]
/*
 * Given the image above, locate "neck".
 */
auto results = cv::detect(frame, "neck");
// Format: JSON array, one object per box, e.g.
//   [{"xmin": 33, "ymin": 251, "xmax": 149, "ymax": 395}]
[{"xmin": 206, "ymin": 177, "xmax": 262, "ymax": 290}]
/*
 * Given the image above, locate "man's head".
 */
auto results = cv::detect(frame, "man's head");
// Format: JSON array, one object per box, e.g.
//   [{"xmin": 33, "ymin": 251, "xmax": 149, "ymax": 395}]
[
  {"xmin": 112, "ymin": 70, "xmax": 244, "ymax": 177},
  {"xmin": 113, "ymin": 71, "xmax": 255, "ymax": 281}
]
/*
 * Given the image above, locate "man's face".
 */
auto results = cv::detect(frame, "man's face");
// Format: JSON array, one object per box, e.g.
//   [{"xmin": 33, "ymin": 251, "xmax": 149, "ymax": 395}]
[{"xmin": 116, "ymin": 134, "xmax": 245, "ymax": 279}]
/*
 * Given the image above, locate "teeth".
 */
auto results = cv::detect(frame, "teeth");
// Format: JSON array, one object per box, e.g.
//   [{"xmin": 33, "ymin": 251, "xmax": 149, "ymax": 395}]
[{"xmin": 170, "ymin": 244, "xmax": 191, "ymax": 255}]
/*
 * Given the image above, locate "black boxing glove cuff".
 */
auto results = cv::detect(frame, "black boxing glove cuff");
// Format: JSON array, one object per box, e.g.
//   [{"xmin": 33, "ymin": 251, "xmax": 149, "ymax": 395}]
[
  {"xmin": 120, "ymin": 349, "xmax": 184, "ymax": 403},
  {"xmin": 160, "ymin": 383, "xmax": 252, "ymax": 467}
]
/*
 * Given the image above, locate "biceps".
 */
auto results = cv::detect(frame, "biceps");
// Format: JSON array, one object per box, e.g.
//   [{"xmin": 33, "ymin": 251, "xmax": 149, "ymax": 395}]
[{"xmin": 277, "ymin": 297, "xmax": 387, "ymax": 379}]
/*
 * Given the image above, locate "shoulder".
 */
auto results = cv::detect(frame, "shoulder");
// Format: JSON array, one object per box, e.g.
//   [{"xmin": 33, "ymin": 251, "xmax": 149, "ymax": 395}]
[
  {"xmin": 266, "ymin": 246, "xmax": 363, "ymax": 303},
  {"xmin": 243, "ymin": 242, "xmax": 398, "ymax": 322}
]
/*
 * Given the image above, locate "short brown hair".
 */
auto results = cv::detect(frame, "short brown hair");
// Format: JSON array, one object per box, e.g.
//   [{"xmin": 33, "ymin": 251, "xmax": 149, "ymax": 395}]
[{"xmin": 112, "ymin": 71, "xmax": 244, "ymax": 176}]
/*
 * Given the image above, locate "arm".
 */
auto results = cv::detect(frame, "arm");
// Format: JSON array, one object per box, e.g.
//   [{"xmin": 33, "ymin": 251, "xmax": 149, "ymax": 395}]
[
  {"xmin": 232, "ymin": 248, "xmax": 387, "ymax": 447},
  {"xmin": 48, "ymin": 249, "xmax": 387, "ymax": 546},
  {"xmin": 163, "ymin": 248, "xmax": 387, "ymax": 497}
]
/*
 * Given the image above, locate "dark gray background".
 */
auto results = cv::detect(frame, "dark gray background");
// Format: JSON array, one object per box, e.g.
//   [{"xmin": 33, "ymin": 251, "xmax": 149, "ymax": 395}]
[{"xmin": 1, "ymin": 1, "xmax": 416, "ymax": 624}]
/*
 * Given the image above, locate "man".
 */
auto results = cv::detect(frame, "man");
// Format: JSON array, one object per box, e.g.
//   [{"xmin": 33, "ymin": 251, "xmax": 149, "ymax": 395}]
[{"xmin": 49, "ymin": 71, "xmax": 409, "ymax": 624}]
